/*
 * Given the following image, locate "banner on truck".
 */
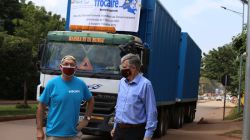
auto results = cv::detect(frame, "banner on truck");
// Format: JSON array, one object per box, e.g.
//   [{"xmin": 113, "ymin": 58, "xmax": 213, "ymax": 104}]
[{"xmin": 68, "ymin": 0, "xmax": 142, "ymax": 32}]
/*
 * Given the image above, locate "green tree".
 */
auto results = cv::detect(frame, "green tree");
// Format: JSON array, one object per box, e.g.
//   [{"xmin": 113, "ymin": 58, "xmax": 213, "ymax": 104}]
[
  {"xmin": 0, "ymin": 0, "xmax": 22, "ymax": 33},
  {"xmin": 201, "ymin": 45, "xmax": 238, "ymax": 93},
  {"xmin": 232, "ymin": 29, "xmax": 247, "ymax": 55},
  {"xmin": 0, "ymin": 32, "xmax": 36, "ymax": 100},
  {"xmin": 0, "ymin": 1, "xmax": 66, "ymax": 100},
  {"xmin": 13, "ymin": 1, "xmax": 65, "ymax": 56},
  {"xmin": 231, "ymin": 30, "xmax": 247, "ymax": 94}
]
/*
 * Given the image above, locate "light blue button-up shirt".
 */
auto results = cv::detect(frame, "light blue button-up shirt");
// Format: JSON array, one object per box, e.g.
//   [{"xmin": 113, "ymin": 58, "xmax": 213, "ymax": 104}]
[{"xmin": 114, "ymin": 74, "xmax": 158, "ymax": 138}]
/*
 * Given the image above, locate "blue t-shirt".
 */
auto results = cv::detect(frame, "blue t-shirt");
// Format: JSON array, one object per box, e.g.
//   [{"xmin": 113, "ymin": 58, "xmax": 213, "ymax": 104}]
[{"xmin": 39, "ymin": 76, "xmax": 92, "ymax": 137}]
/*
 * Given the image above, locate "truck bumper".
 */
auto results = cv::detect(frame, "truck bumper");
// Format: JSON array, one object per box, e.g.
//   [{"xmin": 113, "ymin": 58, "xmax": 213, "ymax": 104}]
[
  {"xmin": 80, "ymin": 114, "xmax": 114, "ymax": 136},
  {"xmin": 81, "ymin": 127, "xmax": 110, "ymax": 136}
]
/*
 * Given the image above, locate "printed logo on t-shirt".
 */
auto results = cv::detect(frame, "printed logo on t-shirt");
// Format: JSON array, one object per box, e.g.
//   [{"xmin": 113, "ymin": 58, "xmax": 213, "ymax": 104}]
[{"xmin": 68, "ymin": 90, "xmax": 80, "ymax": 94}]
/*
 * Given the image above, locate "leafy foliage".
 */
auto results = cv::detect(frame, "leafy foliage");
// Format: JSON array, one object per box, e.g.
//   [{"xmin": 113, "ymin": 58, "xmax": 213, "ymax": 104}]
[
  {"xmin": 0, "ymin": 33, "xmax": 36, "ymax": 99},
  {"xmin": 0, "ymin": 1, "xmax": 65, "ymax": 100},
  {"xmin": 232, "ymin": 30, "xmax": 247, "ymax": 55},
  {"xmin": 202, "ymin": 29, "xmax": 247, "ymax": 94},
  {"xmin": 202, "ymin": 45, "xmax": 238, "ymax": 92},
  {"xmin": 0, "ymin": 0, "xmax": 22, "ymax": 33},
  {"xmin": 13, "ymin": 1, "xmax": 65, "ymax": 56},
  {"xmin": 231, "ymin": 31, "xmax": 247, "ymax": 94}
]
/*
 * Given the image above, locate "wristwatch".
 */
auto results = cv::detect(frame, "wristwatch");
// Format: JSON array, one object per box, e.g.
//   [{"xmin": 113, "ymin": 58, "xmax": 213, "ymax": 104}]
[{"xmin": 84, "ymin": 116, "xmax": 91, "ymax": 121}]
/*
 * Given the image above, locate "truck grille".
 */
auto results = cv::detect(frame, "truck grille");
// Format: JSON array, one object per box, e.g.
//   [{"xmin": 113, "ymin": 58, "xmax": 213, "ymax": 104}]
[{"xmin": 80, "ymin": 92, "xmax": 117, "ymax": 115}]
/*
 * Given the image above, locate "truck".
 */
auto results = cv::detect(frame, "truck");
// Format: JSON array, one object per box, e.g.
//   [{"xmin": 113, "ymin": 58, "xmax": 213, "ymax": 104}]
[{"xmin": 36, "ymin": 0, "xmax": 201, "ymax": 138}]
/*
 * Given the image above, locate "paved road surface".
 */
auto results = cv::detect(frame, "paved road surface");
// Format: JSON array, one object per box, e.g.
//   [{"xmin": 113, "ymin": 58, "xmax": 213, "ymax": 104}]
[
  {"xmin": 159, "ymin": 101, "xmax": 241, "ymax": 140},
  {"xmin": 0, "ymin": 119, "xmax": 36, "ymax": 140},
  {"xmin": 0, "ymin": 101, "xmax": 241, "ymax": 140}
]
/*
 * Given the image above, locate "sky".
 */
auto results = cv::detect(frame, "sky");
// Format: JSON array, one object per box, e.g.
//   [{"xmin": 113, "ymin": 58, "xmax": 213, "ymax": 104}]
[{"xmin": 29, "ymin": 0, "xmax": 246, "ymax": 53}]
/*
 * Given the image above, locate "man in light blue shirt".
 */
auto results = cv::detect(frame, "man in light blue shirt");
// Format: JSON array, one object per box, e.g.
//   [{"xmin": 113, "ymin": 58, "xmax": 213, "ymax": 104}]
[
  {"xmin": 111, "ymin": 53, "xmax": 158, "ymax": 140},
  {"xmin": 36, "ymin": 55, "xmax": 94, "ymax": 140}
]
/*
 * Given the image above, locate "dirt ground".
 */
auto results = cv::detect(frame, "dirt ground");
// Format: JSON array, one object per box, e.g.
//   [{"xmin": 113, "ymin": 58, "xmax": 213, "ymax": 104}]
[
  {"xmin": 195, "ymin": 100, "xmax": 237, "ymax": 121},
  {"xmin": 157, "ymin": 100, "xmax": 243, "ymax": 140}
]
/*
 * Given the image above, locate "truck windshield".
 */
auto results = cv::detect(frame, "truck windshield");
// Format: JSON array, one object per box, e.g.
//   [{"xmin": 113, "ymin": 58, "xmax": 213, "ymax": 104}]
[{"xmin": 41, "ymin": 42, "xmax": 121, "ymax": 75}]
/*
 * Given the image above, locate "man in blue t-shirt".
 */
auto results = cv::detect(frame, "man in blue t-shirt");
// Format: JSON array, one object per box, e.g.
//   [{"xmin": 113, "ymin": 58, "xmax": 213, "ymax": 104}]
[{"xmin": 36, "ymin": 55, "xmax": 95, "ymax": 140}]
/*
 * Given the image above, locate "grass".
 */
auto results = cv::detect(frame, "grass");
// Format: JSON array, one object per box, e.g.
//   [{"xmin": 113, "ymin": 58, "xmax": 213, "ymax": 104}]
[
  {"xmin": 225, "ymin": 106, "xmax": 243, "ymax": 120},
  {"xmin": 223, "ymin": 130, "xmax": 242, "ymax": 138},
  {"xmin": 0, "ymin": 104, "xmax": 37, "ymax": 116}
]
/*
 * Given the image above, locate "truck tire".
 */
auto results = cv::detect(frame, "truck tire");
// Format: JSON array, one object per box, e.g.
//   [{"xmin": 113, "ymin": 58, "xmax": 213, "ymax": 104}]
[
  {"xmin": 190, "ymin": 108, "xmax": 195, "ymax": 122},
  {"xmin": 179, "ymin": 107, "xmax": 184, "ymax": 128},
  {"xmin": 184, "ymin": 105, "xmax": 191, "ymax": 123},
  {"xmin": 171, "ymin": 107, "xmax": 181, "ymax": 129},
  {"xmin": 154, "ymin": 108, "xmax": 167, "ymax": 138},
  {"xmin": 164, "ymin": 109, "xmax": 169, "ymax": 134},
  {"xmin": 185, "ymin": 105, "xmax": 195, "ymax": 123}
]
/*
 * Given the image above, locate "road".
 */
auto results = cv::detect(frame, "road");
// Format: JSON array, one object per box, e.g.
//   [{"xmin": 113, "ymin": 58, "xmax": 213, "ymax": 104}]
[
  {"xmin": 159, "ymin": 101, "xmax": 242, "ymax": 140},
  {"xmin": 0, "ymin": 101, "xmax": 242, "ymax": 140}
]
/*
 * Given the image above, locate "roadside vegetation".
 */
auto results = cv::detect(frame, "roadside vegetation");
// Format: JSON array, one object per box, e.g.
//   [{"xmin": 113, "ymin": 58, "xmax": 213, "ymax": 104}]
[
  {"xmin": 225, "ymin": 106, "xmax": 243, "ymax": 120},
  {"xmin": 0, "ymin": 104, "xmax": 37, "ymax": 116},
  {"xmin": 201, "ymin": 28, "xmax": 246, "ymax": 96},
  {"xmin": 220, "ymin": 128, "xmax": 242, "ymax": 139},
  {"xmin": 0, "ymin": 0, "xmax": 65, "ymax": 102},
  {"xmin": 223, "ymin": 130, "xmax": 242, "ymax": 138}
]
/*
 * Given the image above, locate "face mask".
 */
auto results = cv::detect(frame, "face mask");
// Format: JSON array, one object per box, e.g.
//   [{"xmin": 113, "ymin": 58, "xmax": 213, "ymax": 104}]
[
  {"xmin": 120, "ymin": 68, "xmax": 131, "ymax": 78},
  {"xmin": 60, "ymin": 65, "xmax": 76, "ymax": 77}
]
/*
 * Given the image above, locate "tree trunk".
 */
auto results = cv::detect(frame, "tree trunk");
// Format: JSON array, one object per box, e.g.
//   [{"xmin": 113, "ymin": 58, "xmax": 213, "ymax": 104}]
[{"xmin": 24, "ymin": 80, "xmax": 27, "ymax": 106}]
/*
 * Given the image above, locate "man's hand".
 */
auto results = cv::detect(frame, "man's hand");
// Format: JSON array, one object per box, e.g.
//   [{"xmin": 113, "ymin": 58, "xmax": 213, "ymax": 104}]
[
  {"xmin": 110, "ymin": 128, "xmax": 115, "ymax": 137},
  {"xmin": 37, "ymin": 128, "xmax": 44, "ymax": 140},
  {"xmin": 76, "ymin": 120, "xmax": 89, "ymax": 131},
  {"xmin": 36, "ymin": 103, "xmax": 46, "ymax": 140},
  {"xmin": 143, "ymin": 137, "xmax": 151, "ymax": 140}
]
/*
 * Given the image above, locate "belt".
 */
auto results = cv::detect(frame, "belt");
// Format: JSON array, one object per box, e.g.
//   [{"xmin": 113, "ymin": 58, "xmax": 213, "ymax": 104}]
[{"xmin": 117, "ymin": 123, "xmax": 146, "ymax": 129}]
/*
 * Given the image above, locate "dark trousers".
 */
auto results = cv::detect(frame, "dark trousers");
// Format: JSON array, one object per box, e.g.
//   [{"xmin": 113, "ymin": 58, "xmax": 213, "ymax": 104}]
[{"xmin": 113, "ymin": 125, "xmax": 145, "ymax": 140}]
